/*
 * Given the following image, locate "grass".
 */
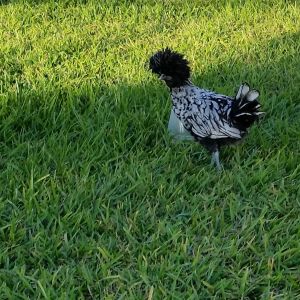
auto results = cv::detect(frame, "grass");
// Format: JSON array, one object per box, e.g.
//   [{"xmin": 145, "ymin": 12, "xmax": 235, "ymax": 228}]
[{"xmin": 0, "ymin": 0, "xmax": 300, "ymax": 298}]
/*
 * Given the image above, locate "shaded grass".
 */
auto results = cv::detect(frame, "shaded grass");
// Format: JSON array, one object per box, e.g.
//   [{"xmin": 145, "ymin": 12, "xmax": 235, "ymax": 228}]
[{"xmin": 0, "ymin": 0, "xmax": 300, "ymax": 299}]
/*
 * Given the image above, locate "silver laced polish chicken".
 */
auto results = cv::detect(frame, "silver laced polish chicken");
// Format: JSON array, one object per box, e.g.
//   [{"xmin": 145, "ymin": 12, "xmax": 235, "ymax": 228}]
[{"xmin": 149, "ymin": 48, "xmax": 264, "ymax": 170}]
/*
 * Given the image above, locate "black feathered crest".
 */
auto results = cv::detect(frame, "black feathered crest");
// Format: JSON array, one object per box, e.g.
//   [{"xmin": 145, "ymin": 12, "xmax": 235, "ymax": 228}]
[{"xmin": 149, "ymin": 48, "xmax": 191, "ymax": 87}]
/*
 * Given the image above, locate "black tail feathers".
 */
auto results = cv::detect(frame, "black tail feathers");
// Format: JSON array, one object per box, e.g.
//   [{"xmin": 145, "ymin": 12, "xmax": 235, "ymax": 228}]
[{"xmin": 230, "ymin": 83, "xmax": 264, "ymax": 130}]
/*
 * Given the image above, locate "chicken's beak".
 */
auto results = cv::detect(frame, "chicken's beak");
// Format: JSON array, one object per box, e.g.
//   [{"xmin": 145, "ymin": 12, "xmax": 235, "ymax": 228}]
[
  {"xmin": 159, "ymin": 74, "xmax": 167, "ymax": 80},
  {"xmin": 159, "ymin": 74, "xmax": 172, "ymax": 81}
]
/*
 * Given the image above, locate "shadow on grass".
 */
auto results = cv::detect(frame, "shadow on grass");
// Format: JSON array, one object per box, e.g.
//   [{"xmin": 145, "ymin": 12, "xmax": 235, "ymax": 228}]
[{"xmin": 0, "ymin": 30, "xmax": 299, "ymax": 300}]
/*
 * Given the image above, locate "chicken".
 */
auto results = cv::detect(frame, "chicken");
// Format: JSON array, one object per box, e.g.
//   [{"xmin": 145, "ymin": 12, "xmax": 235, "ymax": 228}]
[{"xmin": 149, "ymin": 48, "xmax": 264, "ymax": 170}]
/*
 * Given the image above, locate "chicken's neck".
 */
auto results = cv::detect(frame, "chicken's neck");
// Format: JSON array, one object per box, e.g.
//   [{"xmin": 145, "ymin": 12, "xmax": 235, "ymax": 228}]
[{"xmin": 170, "ymin": 81, "xmax": 195, "ymax": 98}]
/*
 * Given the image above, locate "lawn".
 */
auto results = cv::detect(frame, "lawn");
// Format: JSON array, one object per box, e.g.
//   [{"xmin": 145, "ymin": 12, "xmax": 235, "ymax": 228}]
[{"xmin": 0, "ymin": 0, "xmax": 300, "ymax": 298}]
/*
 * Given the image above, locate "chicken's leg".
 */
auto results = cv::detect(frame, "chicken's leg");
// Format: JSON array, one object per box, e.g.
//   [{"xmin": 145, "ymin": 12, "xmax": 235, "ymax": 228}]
[{"xmin": 212, "ymin": 151, "xmax": 222, "ymax": 171}]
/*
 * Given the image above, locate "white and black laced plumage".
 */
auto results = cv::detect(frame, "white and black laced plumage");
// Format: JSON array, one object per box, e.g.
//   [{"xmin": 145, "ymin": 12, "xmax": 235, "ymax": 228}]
[{"xmin": 149, "ymin": 48, "xmax": 264, "ymax": 170}]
